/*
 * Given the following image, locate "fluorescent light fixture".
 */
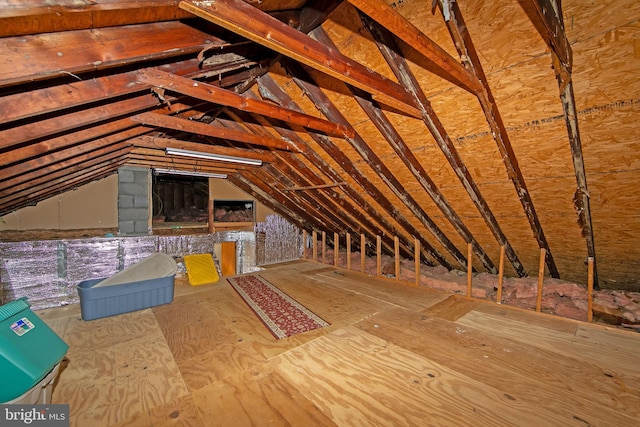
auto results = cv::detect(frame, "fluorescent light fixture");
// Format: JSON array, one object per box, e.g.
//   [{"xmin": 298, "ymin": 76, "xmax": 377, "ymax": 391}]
[
  {"xmin": 165, "ymin": 147, "xmax": 262, "ymax": 166},
  {"xmin": 154, "ymin": 168, "xmax": 227, "ymax": 179}
]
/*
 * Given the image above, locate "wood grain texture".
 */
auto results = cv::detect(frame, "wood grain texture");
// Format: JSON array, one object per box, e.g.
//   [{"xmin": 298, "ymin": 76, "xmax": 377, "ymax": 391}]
[{"xmin": 41, "ymin": 260, "xmax": 640, "ymax": 426}]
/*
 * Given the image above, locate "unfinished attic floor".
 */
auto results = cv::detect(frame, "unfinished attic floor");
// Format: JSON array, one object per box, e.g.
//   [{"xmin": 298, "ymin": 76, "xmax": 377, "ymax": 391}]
[{"xmin": 37, "ymin": 260, "xmax": 639, "ymax": 426}]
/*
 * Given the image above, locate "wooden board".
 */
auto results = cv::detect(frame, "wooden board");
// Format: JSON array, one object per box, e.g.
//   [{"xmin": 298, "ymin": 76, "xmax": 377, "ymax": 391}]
[{"xmin": 39, "ymin": 260, "xmax": 640, "ymax": 426}]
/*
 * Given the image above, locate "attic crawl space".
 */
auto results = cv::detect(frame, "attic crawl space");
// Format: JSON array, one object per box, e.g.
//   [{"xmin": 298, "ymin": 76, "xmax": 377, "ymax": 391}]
[
  {"xmin": 3, "ymin": 0, "xmax": 640, "ymax": 294},
  {"xmin": 1, "ymin": 0, "xmax": 640, "ymax": 424}
]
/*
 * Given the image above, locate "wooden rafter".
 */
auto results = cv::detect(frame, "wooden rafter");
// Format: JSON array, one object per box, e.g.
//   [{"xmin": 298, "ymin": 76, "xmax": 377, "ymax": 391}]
[
  {"xmin": 517, "ymin": 0, "xmax": 572, "ymax": 72},
  {"xmin": 228, "ymin": 173, "xmax": 307, "ymax": 230},
  {"xmin": 247, "ymin": 167, "xmax": 331, "ymax": 231},
  {"xmin": 1, "ymin": 96, "xmax": 158, "ymax": 151},
  {"xmin": 132, "ymin": 135, "xmax": 275, "ymax": 163},
  {"xmin": 346, "ymin": 0, "xmax": 482, "ymax": 94},
  {"xmin": 0, "ymin": 54, "xmax": 265, "ymax": 125},
  {"xmin": 0, "ymin": 127, "xmax": 144, "ymax": 187},
  {"xmin": 438, "ymin": 2, "xmax": 559, "ymax": 278},
  {"xmin": 297, "ymin": 0, "xmax": 344, "ymax": 33},
  {"xmin": 314, "ymin": 26, "xmax": 495, "ymax": 273},
  {"xmin": 257, "ymin": 74, "xmax": 436, "ymax": 265},
  {"xmin": 221, "ymin": 110, "xmax": 391, "ymax": 253},
  {"xmin": 517, "ymin": 0, "xmax": 598, "ymax": 288},
  {"xmin": 360, "ymin": 15, "xmax": 527, "ymax": 276},
  {"xmin": 179, "ymin": 0, "xmax": 422, "ymax": 118},
  {"xmin": 0, "ymin": 1, "xmax": 193, "ymax": 37},
  {"xmin": 135, "ymin": 69, "xmax": 354, "ymax": 138},
  {"xmin": 237, "ymin": 88, "xmax": 415, "ymax": 257},
  {"xmin": 130, "ymin": 112, "xmax": 300, "ymax": 152},
  {"xmin": 282, "ymin": 59, "xmax": 463, "ymax": 269},
  {"xmin": 0, "ymin": 21, "xmax": 221, "ymax": 88}
]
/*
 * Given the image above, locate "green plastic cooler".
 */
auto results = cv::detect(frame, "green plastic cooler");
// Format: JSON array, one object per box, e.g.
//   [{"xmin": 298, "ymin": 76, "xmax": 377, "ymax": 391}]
[{"xmin": 0, "ymin": 297, "xmax": 68, "ymax": 403}]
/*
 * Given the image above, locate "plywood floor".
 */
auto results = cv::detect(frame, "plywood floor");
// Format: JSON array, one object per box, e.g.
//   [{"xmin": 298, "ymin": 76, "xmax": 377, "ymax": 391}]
[{"xmin": 37, "ymin": 260, "xmax": 640, "ymax": 426}]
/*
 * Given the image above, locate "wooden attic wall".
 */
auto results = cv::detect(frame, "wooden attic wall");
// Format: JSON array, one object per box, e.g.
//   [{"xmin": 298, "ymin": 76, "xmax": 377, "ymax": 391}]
[{"xmin": 228, "ymin": 0, "xmax": 640, "ymax": 290}]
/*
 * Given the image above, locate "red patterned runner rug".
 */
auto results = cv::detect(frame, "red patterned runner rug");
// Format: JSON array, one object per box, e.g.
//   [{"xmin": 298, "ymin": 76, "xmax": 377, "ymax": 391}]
[{"xmin": 227, "ymin": 275, "xmax": 329, "ymax": 339}]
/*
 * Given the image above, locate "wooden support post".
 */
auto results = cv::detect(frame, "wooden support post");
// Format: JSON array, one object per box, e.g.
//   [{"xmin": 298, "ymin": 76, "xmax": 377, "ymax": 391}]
[
  {"xmin": 346, "ymin": 233, "xmax": 351, "ymax": 271},
  {"xmin": 322, "ymin": 231, "xmax": 326, "ymax": 264},
  {"xmin": 587, "ymin": 256, "xmax": 594, "ymax": 322},
  {"xmin": 376, "ymin": 235, "xmax": 382, "ymax": 276},
  {"xmin": 394, "ymin": 235, "xmax": 400, "ymax": 281},
  {"xmin": 361, "ymin": 233, "xmax": 366, "ymax": 273},
  {"xmin": 334, "ymin": 232, "xmax": 339, "ymax": 267},
  {"xmin": 536, "ymin": 248, "xmax": 546, "ymax": 312},
  {"xmin": 496, "ymin": 245, "xmax": 505, "ymax": 304},
  {"xmin": 302, "ymin": 229, "xmax": 307, "ymax": 259},
  {"xmin": 312, "ymin": 230, "xmax": 317, "ymax": 261},
  {"xmin": 467, "ymin": 243, "xmax": 473, "ymax": 297},
  {"xmin": 208, "ymin": 197, "xmax": 215, "ymax": 234},
  {"xmin": 415, "ymin": 237, "xmax": 421, "ymax": 287}
]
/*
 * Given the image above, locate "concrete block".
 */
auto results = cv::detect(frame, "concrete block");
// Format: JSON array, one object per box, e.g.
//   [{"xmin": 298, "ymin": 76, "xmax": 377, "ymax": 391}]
[
  {"xmin": 118, "ymin": 195, "xmax": 135, "ymax": 208},
  {"xmin": 119, "ymin": 208, "xmax": 148, "ymax": 222},
  {"xmin": 119, "ymin": 221, "xmax": 135, "ymax": 235},
  {"xmin": 118, "ymin": 169, "xmax": 135, "ymax": 183},
  {"xmin": 134, "ymin": 195, "xmax": 149, "ymax": 208},
  {"xmin": 119, "ymin": 182, "xmax": 147, "ymax": 197}
]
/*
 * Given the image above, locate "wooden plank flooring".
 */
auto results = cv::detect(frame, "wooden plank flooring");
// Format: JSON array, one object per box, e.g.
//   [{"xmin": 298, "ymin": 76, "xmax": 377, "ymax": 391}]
[{"xmin": 35, "ymin": 260, "xmax": 640, "ymax": 426}]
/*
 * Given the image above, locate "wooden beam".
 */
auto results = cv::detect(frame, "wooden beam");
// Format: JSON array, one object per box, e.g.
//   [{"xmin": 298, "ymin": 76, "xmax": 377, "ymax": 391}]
[
  {"xmin": 257, "ymin": 73, "xmax": 431, "ymax": 264},
  {"xmin": 0, "ymin": 21, "xmax": 219, "ymax": 88},
  {"xmin": 0, "ymin": 53, "xmax": 266, "ymax": 126},
  {"xmin": 283, "ymin": 183, "xmax": 345, "ymax": 191},
  {"xmin": 441, "ymin": 2, "xmax": 559, "ymax": 278},
  {"xmin": 360, "ymin": 233, "xmax": 366, "ymax": 273},
  {"xmin": 130, "ymin": 112, "xmax": 299, "ymax": 152},
  {"xmin": 0, "ymin": 149, "xmax": 128, "ymax": 206},
  {"xmin": 133, "ymin": 135, "xmax": 274, "ymax": 162},
  {"xmin": 517, "ymin": 0, "xmax": 597, "ymax": 288},
  {"xmin": 284, "ymin": 58, "xmax": 458, "ymax": 270},
  {"xmin": 362, "ymin": 14, "xmax": 527, "ymax": 278},
  {"xmin": 297, "ymin": 0, "xmax": 344, "ymax": 33},
  {"xmin": 346, "ymin": 0, "xmax": 482, "ymax": 94},
  {"xmin": 179, "ymin": 0, "xmax": 422, "ymax": 118},
  {"xmin": 222, "ymin": 116, "xmax": 361, "ymax": 237},
  {"xmin": 0, "ymin": 95, "xmax": 158, "ymax": 151},
  {"xmin": 135, "ymin": 69, "xmax": 354, "ymax": 138},
  {"xmin": 229, "ymin": 173, "xmax": 307, "ymax": 229},
  {"xmin": 536, "ymin": 248, "xmax": 547, "ymax": 312},
  {"xmin": 0, "ymin": 128, "xmax": 142, "ymax": 190},
  {"xmin": 516, "ymin": 0, "xmax": 572, "ymax": 72},
  {"xmin": 231, "ymin": 107, "xmax": 405, "ymax": 258},
  {"xmin": 414, "ymin": 237, "xmax": 420, "ymax": 287},
  {"xmin": 0, "ymin": 1, "xmax": 194, "ymax": 37},
  {"xmin": 346, "ymin": 233, "xmax": 351, "ymax": 270},
  {"xmin": 246, "ymin": 167, "xmax": 333, "ymax": 232}
]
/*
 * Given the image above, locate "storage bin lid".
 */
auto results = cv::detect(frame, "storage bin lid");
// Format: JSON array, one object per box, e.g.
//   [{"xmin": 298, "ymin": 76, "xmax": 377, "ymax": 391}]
[
  {"xmin": 93, "ymin": 253, "xmax": 177, "ymax": 287},
  {"xmin": 0, "ymin": 297, "xmax": 30, "ymax": 322}
]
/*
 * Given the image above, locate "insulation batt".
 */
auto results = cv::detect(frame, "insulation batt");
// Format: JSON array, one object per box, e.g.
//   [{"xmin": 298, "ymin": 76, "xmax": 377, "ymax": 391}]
[{"xmin": 318, "ymin": 247, "xmax": 640, "ymax": 326}]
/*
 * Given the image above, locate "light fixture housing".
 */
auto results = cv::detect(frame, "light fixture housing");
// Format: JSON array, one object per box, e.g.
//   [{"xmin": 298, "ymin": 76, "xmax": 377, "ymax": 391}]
[
  {"xmin": 165, "ymin": 147, "xmax": 262, "ymax": 166},
  {"xmin": 153, "ymin": 168, "xmax": 227, "ymax": 179}
]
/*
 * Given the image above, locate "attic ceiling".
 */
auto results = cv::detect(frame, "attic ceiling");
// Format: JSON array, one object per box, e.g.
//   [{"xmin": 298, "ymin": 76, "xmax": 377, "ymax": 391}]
[{"xmin": 1, "ymin": 0, "xmax": 639, "ymax": 291}]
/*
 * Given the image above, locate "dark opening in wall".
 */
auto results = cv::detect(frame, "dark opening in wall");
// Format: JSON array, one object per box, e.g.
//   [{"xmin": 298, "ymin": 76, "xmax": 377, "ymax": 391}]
[
  {"xmin": 213, "ymin": 200, "xmax": 255, "ymax": 223},
  {"xmin": 152, "ymin": 175, "xmax": 209, "ymax": 224}
]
